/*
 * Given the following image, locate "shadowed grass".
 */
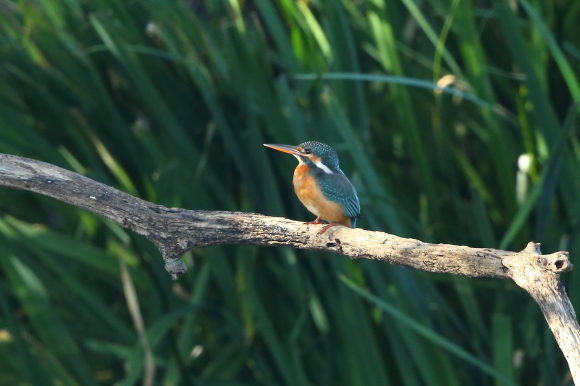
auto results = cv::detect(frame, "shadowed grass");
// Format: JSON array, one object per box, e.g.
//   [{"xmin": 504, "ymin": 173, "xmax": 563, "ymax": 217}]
[{"xmin": 0, "ymin": 0, "xmax": 579, "ymax": 385}]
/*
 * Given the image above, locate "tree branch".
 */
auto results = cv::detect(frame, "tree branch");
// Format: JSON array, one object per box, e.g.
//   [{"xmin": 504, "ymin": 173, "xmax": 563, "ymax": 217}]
[{"xmin": 1, "ymin": 153, "xmax": 579, "ymax": 381}]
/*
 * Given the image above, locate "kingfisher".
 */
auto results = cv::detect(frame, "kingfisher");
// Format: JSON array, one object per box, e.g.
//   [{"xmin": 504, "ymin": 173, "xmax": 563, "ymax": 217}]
[{"xmin": 264, "ymin": 141, "xmax": 361, "ymax": 234}]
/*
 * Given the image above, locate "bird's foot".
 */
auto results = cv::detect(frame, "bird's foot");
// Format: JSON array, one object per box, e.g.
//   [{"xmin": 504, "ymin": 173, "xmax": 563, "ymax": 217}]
[
  {"xmin": 317, "ymin": 222, "xmax": 340, "ymax": 235},
  {"xmin": 304, "ymin": 217, "xmax": 324, "ymax": 225}
]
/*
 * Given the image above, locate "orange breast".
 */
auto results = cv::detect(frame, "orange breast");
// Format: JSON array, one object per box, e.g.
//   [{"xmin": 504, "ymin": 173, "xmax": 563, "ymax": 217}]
[{"xmin": 293, "ymin": 165, "xmax": 352, "ymax": 227}]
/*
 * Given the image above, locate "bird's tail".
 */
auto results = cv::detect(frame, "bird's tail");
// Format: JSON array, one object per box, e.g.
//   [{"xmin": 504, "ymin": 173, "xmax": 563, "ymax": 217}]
[{"xmin": 343, "ymin": 217, "xmax": 356, "ymax": 228}]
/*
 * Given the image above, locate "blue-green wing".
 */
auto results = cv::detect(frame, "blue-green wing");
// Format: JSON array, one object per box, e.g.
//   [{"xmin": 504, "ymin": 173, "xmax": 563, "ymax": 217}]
[{"xmin": 315, "ymin": 170, "xmax": 361, "ymax": 226}]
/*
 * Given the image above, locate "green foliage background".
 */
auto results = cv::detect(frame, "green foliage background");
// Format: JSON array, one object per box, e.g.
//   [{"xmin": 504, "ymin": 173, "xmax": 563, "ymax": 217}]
[{"xmin": 1, "ymin": 0, "xmax": 580, "ymax": 384}]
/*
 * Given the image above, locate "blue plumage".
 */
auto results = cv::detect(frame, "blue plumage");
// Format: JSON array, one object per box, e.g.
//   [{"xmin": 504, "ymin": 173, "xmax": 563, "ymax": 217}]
[
  {"xmin": 294, "ymin": 141, "xmax": 361, "ymax": 227},
  {"xmin": 310, "ymin": 164, "xmax": 361, "ymax": 227}
]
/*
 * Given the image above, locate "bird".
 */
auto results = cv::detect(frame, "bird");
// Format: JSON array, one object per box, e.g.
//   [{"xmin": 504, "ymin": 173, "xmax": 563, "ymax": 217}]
[{"xmin": 264, "ymin": 141, "xmax": 360, "ymax": 234}]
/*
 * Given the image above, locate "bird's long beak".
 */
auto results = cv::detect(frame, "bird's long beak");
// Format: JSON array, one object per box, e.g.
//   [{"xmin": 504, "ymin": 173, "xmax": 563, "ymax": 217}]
[{"xmin": 263, "ymin": 143, "xmax": 301, "ymax": 155}]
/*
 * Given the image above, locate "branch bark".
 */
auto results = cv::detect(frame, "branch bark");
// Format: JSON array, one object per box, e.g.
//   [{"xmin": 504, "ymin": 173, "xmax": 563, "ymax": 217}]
[{"xmin": 1, "ymin": 153, "xmax": 579, "ymax": 381}]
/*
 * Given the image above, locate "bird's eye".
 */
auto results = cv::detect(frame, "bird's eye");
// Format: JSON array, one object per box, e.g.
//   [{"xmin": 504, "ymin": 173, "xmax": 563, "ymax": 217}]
[{"xmin": 303, "ymin": 149, "xmax": 312, "ymax": 154}]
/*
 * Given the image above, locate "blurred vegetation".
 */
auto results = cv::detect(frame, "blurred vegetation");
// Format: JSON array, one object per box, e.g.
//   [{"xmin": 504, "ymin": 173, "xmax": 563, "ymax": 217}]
[{"xmin": 0, "ymin": 0, "xmax": 579, "ymax": 384}]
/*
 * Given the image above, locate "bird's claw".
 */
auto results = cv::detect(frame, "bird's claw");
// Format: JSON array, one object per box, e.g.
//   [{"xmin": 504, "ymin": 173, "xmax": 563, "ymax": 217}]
[
  {"xmin": 317, "ymin": 222, "xmax": 339, "ymax": 234},
  {"xmin": 304, "ymin": 216, "xmax": 324, "ymax": 225}
]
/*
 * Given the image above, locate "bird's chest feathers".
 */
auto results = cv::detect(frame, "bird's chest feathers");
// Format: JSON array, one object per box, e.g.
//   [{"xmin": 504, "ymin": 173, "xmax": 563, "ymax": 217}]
[{"xmin": 293, "ymin": 165, "xmax": 344, "ymax": 221}]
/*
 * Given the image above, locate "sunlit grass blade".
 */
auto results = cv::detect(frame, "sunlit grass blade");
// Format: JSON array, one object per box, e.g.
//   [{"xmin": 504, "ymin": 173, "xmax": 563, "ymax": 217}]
[
  {"xmin": 499, "ymin": 105, "xmax": 575, "ymax": 249},
  {"xmin": 4, "ymin": 256, "xmax": 98, "ymax": 386},
  {"xmin": 341, "ymin": 275, "xmax": 518, "ymax": 386},
  {"xmin": 400, "ymin": 0, "xmax": 464, "ymax": 78},
  {"xmin": 493, "ymin": 314, "xmax": 515, "ymax": 385},
  {"xmin": 517, "ymin": 0, "xmax": 580, "ymax": 102},
  {"xmin": 491, "ymin": 0, "xmax": 560, "ymax": 142},
  {"xmin": 0, "ymin": 279, "xmax": 47, "ymax": 386},
  {"xmin": 295, "ymin": 72, "xmax": 502, "ymax": 112}
]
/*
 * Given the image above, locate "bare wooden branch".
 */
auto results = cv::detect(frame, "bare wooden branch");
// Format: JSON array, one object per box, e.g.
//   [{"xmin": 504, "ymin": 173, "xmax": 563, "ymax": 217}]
[
  {"xmin": 503, "ymin": 242, "xmax": 580, "ymax": 381},
  {"xmin": 1, "ymin": 152, "xmax": 579, "ymax": 382}
]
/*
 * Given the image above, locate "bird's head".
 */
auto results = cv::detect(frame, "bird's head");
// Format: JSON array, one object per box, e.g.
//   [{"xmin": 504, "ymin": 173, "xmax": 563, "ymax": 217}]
[{"xmin": 264, "ymin": 141, "xmax": 340, "ymax": 174}]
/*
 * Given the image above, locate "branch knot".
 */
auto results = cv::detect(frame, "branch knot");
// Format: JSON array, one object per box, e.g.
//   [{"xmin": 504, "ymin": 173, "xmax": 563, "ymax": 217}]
[{"xmin": 502, "ymin": 242, "xmax": 572, "ymax": 289}]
